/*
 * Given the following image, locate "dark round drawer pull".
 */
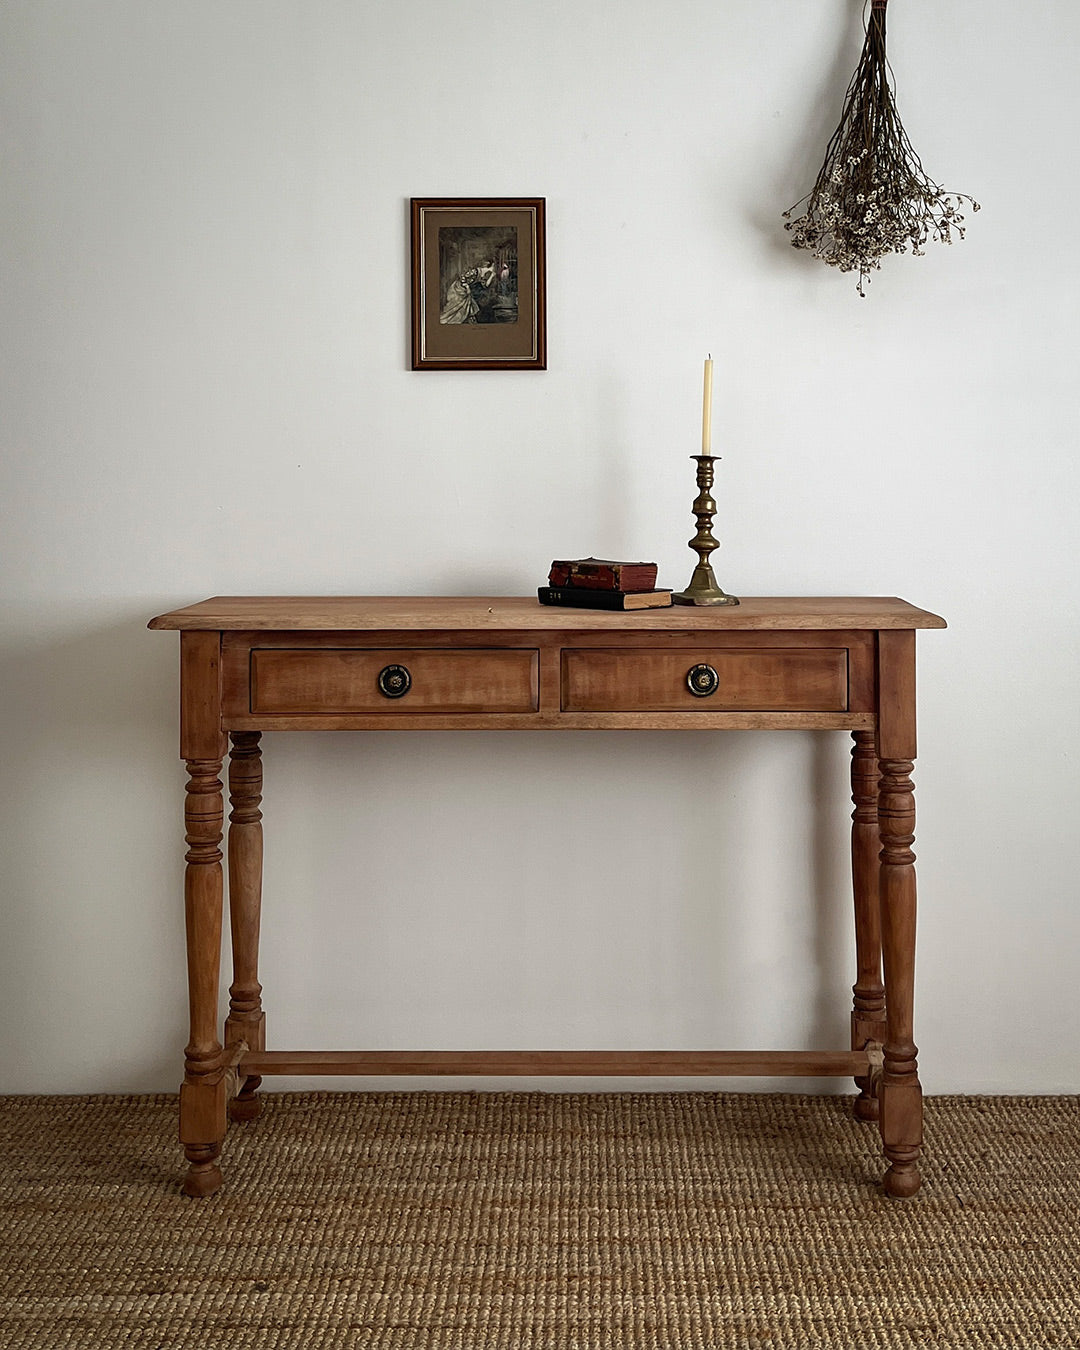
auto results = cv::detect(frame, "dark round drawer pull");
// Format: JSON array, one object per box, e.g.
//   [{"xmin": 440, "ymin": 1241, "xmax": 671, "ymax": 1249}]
[
  {"xmin": 687, "ymin": 663, "xmax": 719, "ymax": 698},
  {"xmin": 377, "ymin": 664, "xmax": 411, "ymax": 699}
]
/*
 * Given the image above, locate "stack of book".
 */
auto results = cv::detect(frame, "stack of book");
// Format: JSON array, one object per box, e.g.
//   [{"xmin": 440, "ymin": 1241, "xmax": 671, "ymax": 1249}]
[{"xmin": 537, "ymin": 558, "xmax": 673, "ymax": 610}]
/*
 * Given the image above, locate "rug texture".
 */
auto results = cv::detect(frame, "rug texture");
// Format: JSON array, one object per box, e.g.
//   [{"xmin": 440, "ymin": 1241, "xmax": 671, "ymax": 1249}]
[{"xmin": 0, "ymin": 1091, "xmax": 1078, "ymax": 1349}]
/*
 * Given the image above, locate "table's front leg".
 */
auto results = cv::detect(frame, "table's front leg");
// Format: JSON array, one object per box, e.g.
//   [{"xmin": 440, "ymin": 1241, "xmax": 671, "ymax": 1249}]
[
  {"xmin": 180, "ymin": 756, "xmax": 227, "ymax": 1196},
  {"xmin": 225, "ymin": 731, "xmax": 265, "ymax": 1121},
  {"xmin": 178, "ymin": 631, "xmax": 229, "ymax": 1197},
  {"xmin": 876, "ymin": 630, "xmax": 923, "ymax": 1198}
]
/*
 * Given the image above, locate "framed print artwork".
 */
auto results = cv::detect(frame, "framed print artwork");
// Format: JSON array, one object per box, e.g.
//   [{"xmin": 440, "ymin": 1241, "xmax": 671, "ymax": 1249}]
[{"xmin": 411, "ymin": 198, "xmax": 546, "ymax": 370}]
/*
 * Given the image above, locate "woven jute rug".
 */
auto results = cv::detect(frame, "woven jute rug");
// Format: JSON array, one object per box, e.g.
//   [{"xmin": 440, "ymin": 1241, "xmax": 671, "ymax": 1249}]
[{"xmin": 1, "ymin": 1092, "xmax": 1078, "ymax": 1349}]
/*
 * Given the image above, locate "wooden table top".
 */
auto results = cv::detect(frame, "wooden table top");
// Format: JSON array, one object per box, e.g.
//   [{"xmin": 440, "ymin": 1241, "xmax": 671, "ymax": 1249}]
[{"xmin": 148, "ymin": 596, "xmax": 947, "ymax": 633}]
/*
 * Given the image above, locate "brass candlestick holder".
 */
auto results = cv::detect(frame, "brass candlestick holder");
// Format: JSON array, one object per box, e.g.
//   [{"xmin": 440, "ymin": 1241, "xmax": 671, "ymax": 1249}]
[{"xmin": 672, "ymin": 454, "xmax": 739, "ymax": 607}]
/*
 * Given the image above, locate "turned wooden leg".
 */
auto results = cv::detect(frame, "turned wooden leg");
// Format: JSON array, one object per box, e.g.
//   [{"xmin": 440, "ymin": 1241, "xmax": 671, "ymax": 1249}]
[
  {"xmin": 878, "ymin": 754, "xmax": 922, "ymax": 1197},
  {"xmin": 180, "ymin": 756, "xmax": 228, "ymax": 1197},
  {"xmin": 225, "ymin": 732, "xmax": 265, "ymax": 1122},
  {"xmin": 850, "ymin": 732, "xmax": 886, "ymax": 1122}
]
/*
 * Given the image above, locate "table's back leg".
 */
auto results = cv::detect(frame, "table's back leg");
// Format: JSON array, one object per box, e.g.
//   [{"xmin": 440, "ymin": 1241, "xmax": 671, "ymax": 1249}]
[
  {"xmin": 876, "ymin": 630, "xmax": 923, "ymax": 1198},
  {"xmin": 226, "ymin": 731, "xmax": 265, "ymax": 1122},
  {"xmin": 850, "ymin": 731, "xmax": 887, "ymax": 1122}
]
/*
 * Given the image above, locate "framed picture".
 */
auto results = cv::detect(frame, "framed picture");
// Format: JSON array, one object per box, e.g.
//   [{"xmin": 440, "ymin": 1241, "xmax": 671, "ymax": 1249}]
[{"xmin": 411, "ymin": 197, "xmax": 546, "ymax": 370}]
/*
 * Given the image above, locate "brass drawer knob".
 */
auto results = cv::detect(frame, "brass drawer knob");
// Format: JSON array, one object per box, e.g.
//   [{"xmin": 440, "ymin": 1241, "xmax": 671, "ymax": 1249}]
[
  {"xmin": 377, "ymin": 664, "xmax": 411, "ymax": 699},
  {"xmin": 687, "ymin": 663, "xmax": 719, "ymax": 698}
]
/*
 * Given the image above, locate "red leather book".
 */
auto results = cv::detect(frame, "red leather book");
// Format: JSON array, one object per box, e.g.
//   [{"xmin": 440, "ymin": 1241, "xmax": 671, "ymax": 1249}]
[{"xmin": 547, "ymin": 558, "xmax": 659, "ymax": 592}]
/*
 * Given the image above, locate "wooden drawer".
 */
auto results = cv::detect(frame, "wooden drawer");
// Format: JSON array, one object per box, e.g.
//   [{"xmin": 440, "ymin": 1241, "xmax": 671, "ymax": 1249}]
[
  {"xmin": 250, "ymin": 648, "xmax": 539, "ymax": 715},
  {"xmin": 562, "ymin": 647, "xmax": 849, "ymax": 713}
]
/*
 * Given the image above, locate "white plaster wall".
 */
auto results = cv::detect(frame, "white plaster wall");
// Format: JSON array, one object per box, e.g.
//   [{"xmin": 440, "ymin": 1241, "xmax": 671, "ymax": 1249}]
[{"xmin": 1, "ymin": 0, "xmax": 1076, "ymax": 1095}]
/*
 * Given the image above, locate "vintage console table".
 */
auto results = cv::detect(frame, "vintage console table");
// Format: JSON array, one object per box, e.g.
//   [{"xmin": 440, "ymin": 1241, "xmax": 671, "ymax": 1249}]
[{"xmin": 148, "ymin": 596, "xmax": 945, "ymax": 1199}]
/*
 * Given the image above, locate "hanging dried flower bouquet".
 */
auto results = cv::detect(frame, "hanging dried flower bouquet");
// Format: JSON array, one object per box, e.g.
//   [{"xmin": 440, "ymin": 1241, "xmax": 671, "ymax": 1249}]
[{"xmin": 784, "ymin": 0, "xmax": 979, "ymax": 295}]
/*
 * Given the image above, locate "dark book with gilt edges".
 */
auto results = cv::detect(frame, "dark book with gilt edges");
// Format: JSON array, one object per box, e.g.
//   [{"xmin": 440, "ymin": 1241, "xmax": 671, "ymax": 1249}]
[
  {"xmin": 547, "ymin": 558, "xmax": 659, "ymax": 592},
  {"xmin": 538, "ymin": 586, "xmax": 672, "ymax": 611}
]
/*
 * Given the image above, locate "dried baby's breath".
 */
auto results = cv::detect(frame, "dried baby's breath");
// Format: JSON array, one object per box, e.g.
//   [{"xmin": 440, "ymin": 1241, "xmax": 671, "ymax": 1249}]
[{"xmin": 784, "ymin": 1, "xmax": 979, "ymax": 296}]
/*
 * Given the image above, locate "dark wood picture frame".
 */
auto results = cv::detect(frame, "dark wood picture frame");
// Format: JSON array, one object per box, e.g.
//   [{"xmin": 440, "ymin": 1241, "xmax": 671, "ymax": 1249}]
[{"xmin": 411, "ymin": 198, "xmax": 546, "ymax": 370}]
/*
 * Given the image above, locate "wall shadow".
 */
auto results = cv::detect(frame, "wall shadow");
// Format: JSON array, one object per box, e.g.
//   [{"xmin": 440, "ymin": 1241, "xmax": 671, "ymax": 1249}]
[
  {"xmin": 745, "ymin": 0, "xmax": 871, "ymax": 263},
  {"xmin": 0, "ymin": 608, "xmax": 187, "ymax": 1092},
  {"xmin": 0, "ymin": 616, "xmax": 859, "ymax": 1098}
]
